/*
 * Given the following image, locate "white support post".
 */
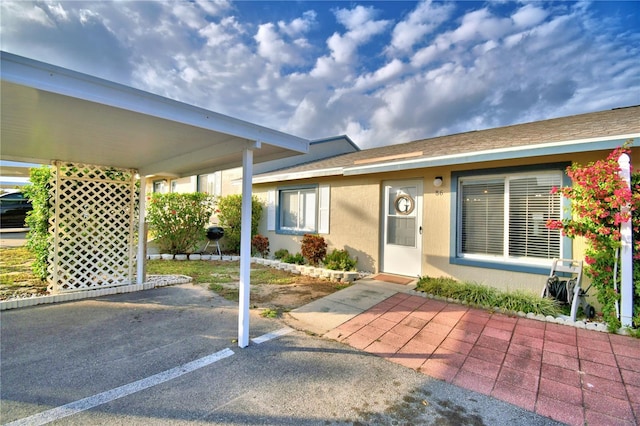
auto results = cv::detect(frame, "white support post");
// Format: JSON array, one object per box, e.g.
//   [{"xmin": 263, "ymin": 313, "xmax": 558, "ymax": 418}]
[
  {"xmin": 618, "ymin": 153, "xmax": 633, "ymax": 327},
  {"xmin": 238, "ymin": 147, "xmax": 254, "ymax": 348},
  {"xmin": 137, "ymin": 175, "xmax": 147, "ymax": 285}
]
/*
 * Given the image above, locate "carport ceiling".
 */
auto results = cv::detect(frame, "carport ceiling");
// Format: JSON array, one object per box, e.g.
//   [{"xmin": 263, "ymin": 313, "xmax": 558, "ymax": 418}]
[{"xmin": 0, "ymin": 51, "xmax": 308, "ymax": 177}]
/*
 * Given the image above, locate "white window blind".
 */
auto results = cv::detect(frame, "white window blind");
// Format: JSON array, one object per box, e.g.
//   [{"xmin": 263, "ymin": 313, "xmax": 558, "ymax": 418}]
[
  {"xmin": 461, "ymin": 180, "xmax": 505, "ymax": 256},
  {"xmin": 459, "ymin": 171, "xmax": 562, "ymax": 261},
  {"xmin": 508, "ymin": 175, "xmax": 561, "ymax": 259}
]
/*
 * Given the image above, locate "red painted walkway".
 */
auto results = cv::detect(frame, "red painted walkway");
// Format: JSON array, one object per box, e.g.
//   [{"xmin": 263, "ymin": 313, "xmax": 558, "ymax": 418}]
[{"xmin": 325, "ymin": 292, "xmax": 640, "ymax": 426}]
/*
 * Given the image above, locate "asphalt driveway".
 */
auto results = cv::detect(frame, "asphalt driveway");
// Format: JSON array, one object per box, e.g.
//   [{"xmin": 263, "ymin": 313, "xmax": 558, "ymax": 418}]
[{"xmin": 1, "ymin": 283, "xmax": 563, "ymax": 425}]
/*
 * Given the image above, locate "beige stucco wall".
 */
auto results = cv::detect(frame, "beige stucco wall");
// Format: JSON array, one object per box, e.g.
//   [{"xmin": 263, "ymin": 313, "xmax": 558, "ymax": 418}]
[
  {"xmin": 254, "ymin": 145, "xmax": 639, "ymax": 304},
  {"xmin": 254, "ymin": 176, "xmax": 380, "ymax": 272},
  {"xmin": 220, "ymin": 167, "xmax": 243, "ymax": 196}
]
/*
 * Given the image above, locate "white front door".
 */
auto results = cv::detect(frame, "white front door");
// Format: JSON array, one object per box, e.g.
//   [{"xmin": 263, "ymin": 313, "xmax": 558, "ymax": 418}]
[{"xmin": 381, "ymin": 180, "xmax": 423, "ymax": 277}]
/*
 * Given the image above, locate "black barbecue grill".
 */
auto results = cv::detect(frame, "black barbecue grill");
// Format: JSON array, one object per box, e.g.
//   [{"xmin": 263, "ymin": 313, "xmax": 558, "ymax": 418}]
[{"xmin": 204, "ymin": 226, "xmax": 224, "ymax": 255}]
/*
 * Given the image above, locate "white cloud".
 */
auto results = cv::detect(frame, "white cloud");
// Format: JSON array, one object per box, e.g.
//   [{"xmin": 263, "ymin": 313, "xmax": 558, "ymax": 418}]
[
  {"xmin": 254, "ymin": 18, "xmax": 312, "ymax": 66},
  {"xmin": 449, "ymin": 8, "xmax": 512, "ymax": 44},
  {"xmin": 512, "ymin": 4, "xmax": 549, "ymax": 29},
  {"xmin": 309, "ymin": 5, "xmax": 390, "ymax": 79},
  {"xmin": 199, "ymin": 16, "xmax": 242, "ymax": 46},
  {"xmin": 195, "ymin": 0, "xmax": 232, "ymax": 17},
  {"xmin": 1, "ymin": 1, "xmax": 638, "ymax": 151},
  {"xmin": 388, "ymin": 0, "xmax": 453, "ymax": 53},
  {"xmin": 172, "ymin": 2, "xmax": 207, "ymax": 29},
  {"xmin": 410, "ymin": 38, "xmax": 449, "ymax": 68},
  {"xmin": 278, "ymin": 10, "xmax": 316, "ymax": 37},
  {"xmin": 49, "ymin": 2, "xmax": 70, "ymax": 22}
]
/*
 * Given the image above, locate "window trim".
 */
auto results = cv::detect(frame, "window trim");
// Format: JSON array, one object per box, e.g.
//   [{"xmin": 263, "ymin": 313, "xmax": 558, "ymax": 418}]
[
  {"xmin": 450, "ymin": 163, "xmax": 572, "ymax": 274},
  {"xmin": 276, "ymin": 184, "xmax": 319, "ymax": 235}
]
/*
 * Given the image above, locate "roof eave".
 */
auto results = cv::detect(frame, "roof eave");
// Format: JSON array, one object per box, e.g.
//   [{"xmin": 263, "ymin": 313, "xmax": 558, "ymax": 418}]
[
  {"xmin": 252, "ymin": 167, "xmax": 344, "ymax": 184},
  {"xmin": 343, "ymin": 134, "xmax": 639, "ymax": 176}
]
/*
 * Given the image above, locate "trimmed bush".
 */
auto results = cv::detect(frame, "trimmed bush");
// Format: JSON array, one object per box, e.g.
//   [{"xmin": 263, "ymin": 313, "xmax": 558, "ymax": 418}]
[
  {"xmin": 323, "ymin": 249, "xmax": 357, "ymax": 271},
  {"xmin": 216, "ymin": 194, "xmax": 262, "ymax": 255},
  {"xmin": 147, "ymin": 192, "xmax": 214, "ymax": 254},
  {"xmin": 282, "ymin": 252, "xmax": 305, "ymax": 265},
  {"xmin": 274, "ymin": 248, "xmax": 290, "ymax": 260}
]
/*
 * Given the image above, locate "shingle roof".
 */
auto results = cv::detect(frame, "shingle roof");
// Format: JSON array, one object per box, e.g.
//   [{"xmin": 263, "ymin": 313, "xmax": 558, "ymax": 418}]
[{"xmin": 254, "ymin": 106, "xmax": 640, "ymax": 182}]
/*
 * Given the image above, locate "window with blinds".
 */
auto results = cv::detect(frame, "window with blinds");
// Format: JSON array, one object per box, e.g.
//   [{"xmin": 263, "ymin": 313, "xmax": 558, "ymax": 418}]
[
  {"xmin": 461, "ymin": 180, "xmax": 505, "ymax": 256},
  {"xmin": 459, "ymin": 171, "xmax": 562, "ymax": 261}
]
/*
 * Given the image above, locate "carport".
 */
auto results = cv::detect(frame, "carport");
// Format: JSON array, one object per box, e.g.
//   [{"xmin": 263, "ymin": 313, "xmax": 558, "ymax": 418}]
[{"xmin": 0, "ymin": 51, "xmax": 309, "ymax": 347}]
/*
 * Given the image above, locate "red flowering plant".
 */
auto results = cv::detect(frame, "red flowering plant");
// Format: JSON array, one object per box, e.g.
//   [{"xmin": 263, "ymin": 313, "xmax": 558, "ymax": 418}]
[
  {"xmin": 546, "ymin": 143, "xmax": 640, "ymax": 331},
  {"xmin": 301, "ymin": 234, "xmax": 327, "ymax": 266},
  {"xmin": 147, "ymin": 192, "xmax": 214, "ymax": 254},
  {"xmin": 251, "ymin": 234, "xmax": 270, "ymax": 258}
]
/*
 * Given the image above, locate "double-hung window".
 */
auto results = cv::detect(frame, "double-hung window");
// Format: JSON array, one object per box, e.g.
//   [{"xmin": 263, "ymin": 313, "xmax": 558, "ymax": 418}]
[
  {"xmin": 269, "ymin": 185, "xmax": 330, "ymax": 234},
  {"xmin": 280, "ymin": 187, "xmax": 317, "ymax": 232},
  {"xmin": 197, "ymin": 171, "xmax": 222, "ymax": 196},
  {"xmin": 456, "ymin": 168, "xmax": 565, "ymax": 269}
]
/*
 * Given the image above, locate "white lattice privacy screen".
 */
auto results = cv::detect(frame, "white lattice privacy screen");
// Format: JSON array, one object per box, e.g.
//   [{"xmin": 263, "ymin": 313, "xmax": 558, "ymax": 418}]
[{"xmin": 47, "ymin": 162, "xmax": 138, "ymax": 293}]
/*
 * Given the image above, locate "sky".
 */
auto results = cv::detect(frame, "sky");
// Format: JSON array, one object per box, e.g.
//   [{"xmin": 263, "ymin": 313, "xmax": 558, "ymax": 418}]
[{"xmin": 1, "ymin": 1, "xmax": 639, "ymax": 149}]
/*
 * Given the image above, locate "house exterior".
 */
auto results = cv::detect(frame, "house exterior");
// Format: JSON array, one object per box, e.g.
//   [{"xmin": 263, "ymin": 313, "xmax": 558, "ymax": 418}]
[
  {"xmin": 251, "ymin": 106, "xmax": 639, "ymax": 296},
  {"xmin": 145, "ymin": 135, "xmax": 359, "ymax": 199}
]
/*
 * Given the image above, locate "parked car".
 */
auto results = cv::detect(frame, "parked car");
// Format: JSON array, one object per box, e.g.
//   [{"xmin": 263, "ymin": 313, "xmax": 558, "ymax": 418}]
[{"xmin": 0, "ymin": 191, "xmax": 32, "ymax": 228}]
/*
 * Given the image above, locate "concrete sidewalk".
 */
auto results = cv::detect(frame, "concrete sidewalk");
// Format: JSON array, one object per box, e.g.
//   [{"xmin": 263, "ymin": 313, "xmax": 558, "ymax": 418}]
[
  {"xmin": 287, "ymin": 278, "xmax": 640, "ymax": 426},
  {"xmin": 286, "ymin": 277, "xmax": 417, "ymax": 335}
]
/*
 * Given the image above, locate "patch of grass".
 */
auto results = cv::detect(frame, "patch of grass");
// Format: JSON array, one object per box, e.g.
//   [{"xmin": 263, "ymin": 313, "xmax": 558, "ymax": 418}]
[
  {"xmin": 1, "ymin": 246, "xmax": 34, "ymax": 267},
  {"xmin": 251, "ymin": 268, "xmax": 297, "ymax": 285},
  {"xmin": 260, "ymin": 308, "xmax": 280, "ymax": 318},
  {"xmin": 147, "ymin": 260, "xmax": 240, "ymax": 284},
  {"xmin": 0, "ymin": 247, "xmax": 47, "ymax": 299},
  {"xmin": 333, "ymin": 282, "xmax": 352, "ymax": 291},
  {"xmin": 147, "ymin": 260, "xmax": 296, "ymax": 286},
  {"xmin": 208, "ymin": 283, "xmax": 239, "ymax": 301},
  {"xmin": 416, "ymin": 276, "xmax": 562, "ymax": 317}
]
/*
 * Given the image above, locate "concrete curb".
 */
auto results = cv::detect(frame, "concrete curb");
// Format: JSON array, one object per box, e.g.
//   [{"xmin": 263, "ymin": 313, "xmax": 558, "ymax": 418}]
[{"xmin": 0, "ymin": 275, "xmax": 192, "ymax": 311}]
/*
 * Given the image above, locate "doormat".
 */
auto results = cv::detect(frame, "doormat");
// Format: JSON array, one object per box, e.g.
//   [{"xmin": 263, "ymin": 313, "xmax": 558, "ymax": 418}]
[{"xmin": 372, "ymin": 274, "xmax": 414, "ymax": 285}]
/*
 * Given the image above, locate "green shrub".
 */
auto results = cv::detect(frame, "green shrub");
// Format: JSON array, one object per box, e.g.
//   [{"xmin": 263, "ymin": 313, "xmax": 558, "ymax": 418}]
[
  {"xmin": 301, "ymin": 234, "xmax": 327, "ymax": 266},
  {"xmin": 23, "ymin": 166, "xmax": 53, "ymax": 281},
  {"xmin": 416, "ymin": 276, "xmax": 562, "ymax": 317},
  {"xmin": 282, "ymin": 252, "xmax": 305, "ymax": 265},
  {"xmin": 216, "ymin": 194, "xmax": 262, "ymax": 254},
  {"xmin": 274, "ymin": 248, "xmax": 289, "ymax": 260},
  {"xmin": 323, "ymin": 249, "xmax": 357, "ymax": 271},
  {"xmin": 147, "ymin": 192, "xmax": 214, "ymax": 254},
  {"xmin": 251, "ymin": 234, "xmax": 269, "ymax": 258}
]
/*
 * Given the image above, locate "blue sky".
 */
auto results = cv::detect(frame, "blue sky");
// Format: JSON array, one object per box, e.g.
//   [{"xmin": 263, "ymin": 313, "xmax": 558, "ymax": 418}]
[{"xmin": 1, "ymin": 1, "xmax": 639, "ymax": 149}]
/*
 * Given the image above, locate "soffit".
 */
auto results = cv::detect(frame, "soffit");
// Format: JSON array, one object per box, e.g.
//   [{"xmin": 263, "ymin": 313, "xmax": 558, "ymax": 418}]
[{"xmin": 0, "ymin": 52, "xmax": 308, "ymax": 178}]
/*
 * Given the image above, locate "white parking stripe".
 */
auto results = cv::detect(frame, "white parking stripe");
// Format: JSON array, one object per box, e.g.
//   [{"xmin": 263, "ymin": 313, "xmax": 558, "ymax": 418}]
[
  {"xmin": 6, "ymin": 348, "xmax": 235, "ymax": 426},
  {"xmin": 251, "ymin": 327, "xmax": 294, "ymax": 344}
]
